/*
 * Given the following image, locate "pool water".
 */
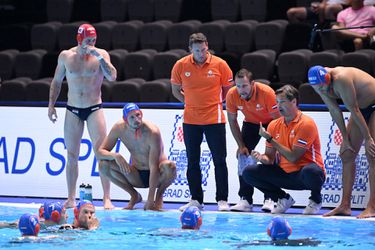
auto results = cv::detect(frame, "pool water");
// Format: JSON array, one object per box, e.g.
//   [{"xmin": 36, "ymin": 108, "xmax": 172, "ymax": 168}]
[{"xmin": 1, "ymin": 204, "xmax": 374, "ymax": 250}]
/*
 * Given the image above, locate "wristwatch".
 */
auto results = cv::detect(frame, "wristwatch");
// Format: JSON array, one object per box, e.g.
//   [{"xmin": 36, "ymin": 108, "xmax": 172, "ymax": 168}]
[{"xmin": 266, "ymin": 136, "xmax": 273, "ymax": 143}]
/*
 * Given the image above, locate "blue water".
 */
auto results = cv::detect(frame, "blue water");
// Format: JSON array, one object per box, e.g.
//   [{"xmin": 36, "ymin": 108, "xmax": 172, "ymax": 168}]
[{"xmin": 1, "ymin": 204, "xmax": 374, "ymax": 250}]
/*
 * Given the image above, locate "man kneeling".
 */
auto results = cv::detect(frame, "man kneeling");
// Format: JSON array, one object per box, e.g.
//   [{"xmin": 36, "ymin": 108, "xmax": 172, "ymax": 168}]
[{"xmin": 98, "ymin": 103, "xmax": 176, "ymax": 211}]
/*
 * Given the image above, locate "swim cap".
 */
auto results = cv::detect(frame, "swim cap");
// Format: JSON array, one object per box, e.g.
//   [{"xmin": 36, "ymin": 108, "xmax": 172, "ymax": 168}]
[
  {"xmin": 180, "ymin": 206, "xmax": 202, "ymax": 230},
  {"xmin": 42, "ymin": 201, "xmax": 65, "ymax": 223},
  {"xmin": 18, "ymin": 213, "xmax": 40, "ymax": 236},
  {"xmin": 74, "ymin": 200, "xmax": 95, "ymax": 221},
  {"xmin": 77, "ymin": 24, "xmax": 97, "ymax": 45},
  {"xmin": 123, "ymin": 103, "xmax": 141, "ymax": 120},
  {"xmin": 267, "ymin": 217, "xmax": 292, "ymax": 240},
  {"xmin": 308, "ymin": 65, "xmax": 329, "ymax": 85}
]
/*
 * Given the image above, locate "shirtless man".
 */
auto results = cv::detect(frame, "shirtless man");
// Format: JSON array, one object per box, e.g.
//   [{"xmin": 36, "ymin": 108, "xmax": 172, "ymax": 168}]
[
  {"xmin": 97, "ymin": 103, "xmax": 176, "ymax": 211},
  {"xmin": 308, "ymin": 65, "xmax": 375, "ymax": 218},
  {"xmin": 48, "ymin": 24, "xmax": 117, "ymax": 209}
]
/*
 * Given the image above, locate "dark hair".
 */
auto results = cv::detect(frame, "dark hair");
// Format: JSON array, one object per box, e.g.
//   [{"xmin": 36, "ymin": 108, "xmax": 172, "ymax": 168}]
[
  {"xmin": 189, "ymin": 33, "xmax": 208, "ymax": 48},
  {"xmin": 235, "ymin": 68, "xmax": 253, "ymax": 81},
  {"xmin": 275, "ymin": 84, "xmax": 299, "ymax": 104}
]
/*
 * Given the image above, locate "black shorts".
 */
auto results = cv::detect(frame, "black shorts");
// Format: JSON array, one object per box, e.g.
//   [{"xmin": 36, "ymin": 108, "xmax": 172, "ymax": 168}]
[
  {"xmin": 139, "ymin": 170, "xmax": 150, "ymax": 188},
  {"xmin": 360, "ymin": 104, "xmax": 375, "ymax": 123},
  {"xmin": 66, "ymin": 104, "xmax": 102, "ymax": 121}
]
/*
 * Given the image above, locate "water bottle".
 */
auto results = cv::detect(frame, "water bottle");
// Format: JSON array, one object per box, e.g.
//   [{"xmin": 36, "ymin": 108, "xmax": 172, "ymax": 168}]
[
  {"xmin": 84, "ymin": 184, "xmax": 93, "ymax": 202},
  {"xmin": 238, "ymin": 154, "xmax": 257, "ymax": 176},
  {"xmin": 79, "ymin": 183, "xmax": 86, "ymax": 201}
]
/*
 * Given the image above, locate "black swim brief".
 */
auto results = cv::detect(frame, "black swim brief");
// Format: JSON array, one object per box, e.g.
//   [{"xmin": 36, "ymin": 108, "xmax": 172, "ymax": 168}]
[
  {"xmin": 360, "ymin": 104, "xmax": 375, "ymax": 123},
  {"xmin": 139, "ymin": 170, "xmax": 150, "ymax": 188},
  {"xmin": 66, "ymin": 104, "xmax": 102, "ymax": 121}
]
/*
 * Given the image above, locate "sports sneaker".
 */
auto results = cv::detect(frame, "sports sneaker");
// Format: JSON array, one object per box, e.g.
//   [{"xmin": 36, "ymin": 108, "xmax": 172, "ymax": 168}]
[
  {"xmin": 217, "ymin": 200, "xmax": 230, "ymax": 211},
  {"xmin": 179, "ymin": 200, "xmax": 204, "ymax": 212},
  {"xmin": 303, "ymin": 199, "xmax": 322, "ymax": 215},
  {"xmin": 261, "ymin": 198, "xmax": 275, "ymax": 212},
  {"xmin": 230, "ymin": 199, "xmax": 253, "ymax": 212},
  {"xmin": 271, "ymin": 196, "xmax": 295, "ymax": 214}
]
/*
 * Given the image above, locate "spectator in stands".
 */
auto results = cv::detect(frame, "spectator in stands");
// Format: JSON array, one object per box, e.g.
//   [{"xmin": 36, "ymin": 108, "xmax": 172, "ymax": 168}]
[
  {"xmin": 171, "ymin": 33, "xmax": 233, "ymax": 212},
  {"xmin": 225, "ymin": 68, "xmax": 280, "ymax": 212},
  {"xmin": 308, "ymin": 65, "xmax": 375, "ymax": 219},
  {"xmin": 48, "ymin": 23, "xmax": 117, "ymax": 209},
  {"xmin": 287, "ymin": 0, "xmax": 348, "ymax": 25},
  {"xmin": 242, "ymin": 85, "xmax": 326, "ymax": 215},
  {"xmin": 97, "ymin": 103, "xmax": 176, "ymax": 211},
  {"xmin": 331, "ymin": 0, "xmax": 375, "ymax": 50}
]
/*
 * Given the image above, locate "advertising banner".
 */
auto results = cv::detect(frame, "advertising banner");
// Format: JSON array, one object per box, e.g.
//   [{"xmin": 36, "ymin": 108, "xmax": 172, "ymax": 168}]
[{"xmin": 0, "ymin": 107, "xmax": 369, "ymax": 208}]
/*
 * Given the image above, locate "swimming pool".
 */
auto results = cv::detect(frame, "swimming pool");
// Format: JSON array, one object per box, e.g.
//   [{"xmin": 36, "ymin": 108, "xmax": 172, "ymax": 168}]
[{"xmin": 1, "ymin": 203, "xmax": 374, "ymax": 250}]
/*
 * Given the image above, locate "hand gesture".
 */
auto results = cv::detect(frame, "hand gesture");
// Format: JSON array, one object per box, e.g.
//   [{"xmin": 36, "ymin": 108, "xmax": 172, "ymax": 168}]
[
  {"xmin": 251, "ymin": 150, "xmax": 262, "ymax": 162},
  {"xmin": 365, "ymin": 138, "xmax": 375, "ymax": 158},
  {"xmin": 86, "ymin": 46, "xmax": 101, "ymax": 58},
  {"xmin": 236, "ymin": 146, "xmax": 250, "ymax": 158},
  {"xmin": 259, "ymin": 122, "xmax": 271, "ymax": 139},
  {"xmin": 48, "ymin": 106, "xmax": 57, "ymax": 123}
]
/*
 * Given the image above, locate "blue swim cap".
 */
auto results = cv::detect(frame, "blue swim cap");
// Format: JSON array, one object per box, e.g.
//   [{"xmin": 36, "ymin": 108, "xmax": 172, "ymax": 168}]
[
  {"xmin": 308, "ymin": 65, "xmax": 328, "ymax": 85},
  {"xmin": 18, "ymin": 213, "xmax": 40, "ymax": 236},
  {"xmin": 267, "ymin": 217, "xmax": 292, "ymax": 240},
  {"xmin": 180, "ymin": 206, "xmax": 202, "ymax": 230},
  {"xmin": 123, "ymin": 103, "xmax": 140, "ymax": 120},
  {"xmin": 42, "ymin": 201, "xmax": 65, "ymax": 223}
]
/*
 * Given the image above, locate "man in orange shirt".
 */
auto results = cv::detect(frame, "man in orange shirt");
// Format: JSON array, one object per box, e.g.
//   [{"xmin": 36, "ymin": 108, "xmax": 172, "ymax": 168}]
[
  {"xmin": 243, "ymin": 85, "xmax": 326, "ymax": 215},
  {"xmin": 226, "ymin": 68, "xmax": 280, "ymax": 212},
  {"xmin": 171, "ymin": 33, "xmax": 233, "ymax": 211}
]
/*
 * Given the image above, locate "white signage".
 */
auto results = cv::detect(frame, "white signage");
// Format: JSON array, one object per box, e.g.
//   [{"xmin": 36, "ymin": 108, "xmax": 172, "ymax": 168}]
[{"xmin": 0, "ymin": 107, "xmax": 369, "ymax": 208}]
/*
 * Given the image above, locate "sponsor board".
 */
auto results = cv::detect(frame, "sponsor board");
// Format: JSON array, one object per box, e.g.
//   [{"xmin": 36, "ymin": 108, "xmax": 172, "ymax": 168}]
[{"xmin": 0, "ymin": 107, "xmax": 370, "ymax": 208}]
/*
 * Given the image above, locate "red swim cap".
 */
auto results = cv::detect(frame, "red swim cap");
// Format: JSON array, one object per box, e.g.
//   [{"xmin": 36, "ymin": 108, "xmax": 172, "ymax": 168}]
[{"xmin": 76, "ymin": 24, "xmax": 97, "ymax": 45}]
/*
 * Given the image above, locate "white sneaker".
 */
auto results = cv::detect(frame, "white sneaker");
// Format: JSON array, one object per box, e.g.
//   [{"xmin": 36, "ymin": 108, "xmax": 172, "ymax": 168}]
[
  {"xmin": 271, "ymin": 196, "xmax": 295, "ymax": 214},
  {"xmin": 179, "ymin": 200, "xmax": 204, "ymax": 212},
  {"xmin": 303, "ymin": 199, "xmax": 322, "ymax": 215},
  {"xmin": 230, "ymin": 199, "xmax": 253, "ymax": 212},
  {"xmin": 217, "ymin": 200, "xmax": 230, "ymax": 211},
  {"xmin": 261, "ymin": 198, "xmax": 275, "ymax": 212}
]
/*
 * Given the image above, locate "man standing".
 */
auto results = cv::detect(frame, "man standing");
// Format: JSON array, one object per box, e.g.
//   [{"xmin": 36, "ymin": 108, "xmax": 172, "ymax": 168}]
[
  {"xmin": 226, "ymin": 68, "xmax": 280, "ymax": 212},
  {"xmin": 171, "ymin": 33, "xmax": 233, "ymax": 211},
  {"xmin": 98, "ymin": 103, "xmax": 176, "ymax": 211},
  {"xmin": 308, "ymin": 65, "xmax": 375, "ymax": 218},
  {"xmin": 48, "ymin": 24, "xmax": 117, "ymax": 209},
  {"xmin": 243, "ymin": 85, "xmax": 326, "ymax": 215}
]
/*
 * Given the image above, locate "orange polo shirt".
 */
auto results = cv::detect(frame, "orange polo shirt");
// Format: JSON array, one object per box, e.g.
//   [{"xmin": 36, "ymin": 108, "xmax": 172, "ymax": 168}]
[
  {"xmin": 266, "ymin": 111, "xmax": 325, "ymax": 173},
  {"xmin": 170, "ymin": 52, "xmax": 233, "ymax": 125},
  {"xmin": 226, "ymin": 82, "xmax": 279, "ymax": 124}
]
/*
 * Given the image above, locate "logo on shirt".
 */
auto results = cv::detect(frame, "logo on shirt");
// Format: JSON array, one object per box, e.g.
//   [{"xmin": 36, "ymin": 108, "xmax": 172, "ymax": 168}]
[
  {"xmin": 185, "ymin": 72, "xmax": 191, "ymax": 77},
  {"xmin": 275, "ymin": 133, "xmax": 280, "ymax": 139},
  {"xmin": 207, "ymin": 70, "xmax": 214, "ymax": 78},
  {"xmin": 256, "ymin": 104, "xmax": 264, "ymax": 111},
  {"xmin": 290, "ymin": 130, "xmax": 295, "ymax": 138}
]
